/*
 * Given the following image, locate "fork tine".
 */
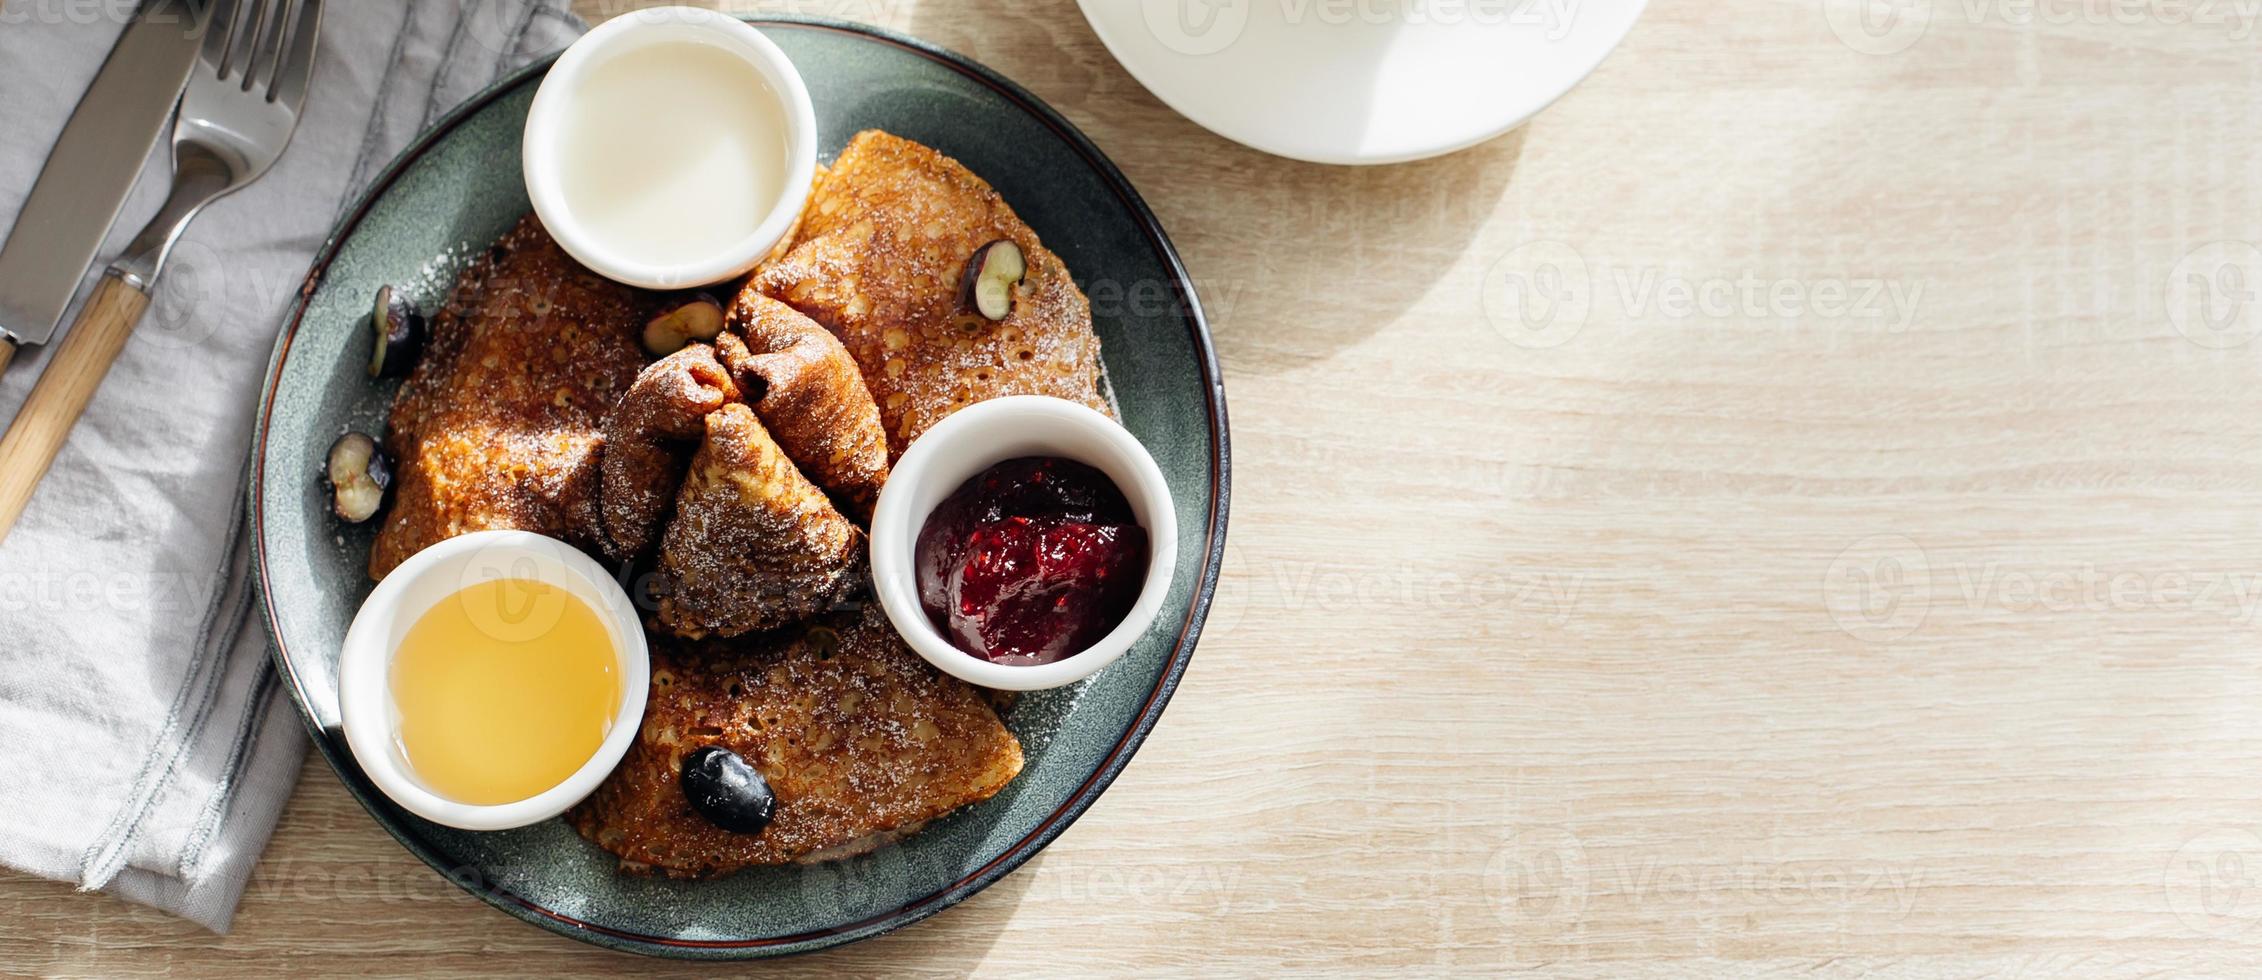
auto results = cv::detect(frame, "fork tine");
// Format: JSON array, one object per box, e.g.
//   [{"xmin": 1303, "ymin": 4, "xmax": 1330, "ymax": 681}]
[
  {"xmin": 240, "ymin": 0, "xmax": 288, "ymax": 92},
  {"xmin": 198, "ymin": 0, "xmax": 239, "ymax": 69},
  {"xmin": 253, "ymin": 0, "xmax": 296, "ymax": 94},
  {"xmin": 270, "ymin": 0, "xmax": 321, "ymax": 108},
  {"xmin": 218, "ymin": 0, "xmax": 268, "ymax": 79}
]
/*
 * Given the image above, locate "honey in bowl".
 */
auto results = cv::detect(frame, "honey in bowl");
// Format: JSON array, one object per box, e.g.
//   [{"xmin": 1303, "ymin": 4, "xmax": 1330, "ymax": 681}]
[{"xmin": 389, "ymin": 578, "xmax": 621, "ymax": 806}]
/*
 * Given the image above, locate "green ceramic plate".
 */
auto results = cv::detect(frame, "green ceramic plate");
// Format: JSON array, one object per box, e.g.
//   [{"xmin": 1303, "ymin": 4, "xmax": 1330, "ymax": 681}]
[{"xmin": 248, "ymin": 17, "xmax": 1227, "ymax": 958}]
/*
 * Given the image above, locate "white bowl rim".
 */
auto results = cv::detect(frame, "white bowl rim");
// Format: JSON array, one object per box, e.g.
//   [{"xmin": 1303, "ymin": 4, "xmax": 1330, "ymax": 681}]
[
  {"xmin": 1071, "ymin": 0, "xmax": 1650, "ymax": 166},
  {"xmin": 521, "ymin": 8, "xmax": 818, "ymax": 288},
  {"xmin": 337, "ymin": 530, "xmax": 651, "ymax": 831},
  {"xmin": 870, "ymin": 396, "xmax": 1178, "ymax": 692}
]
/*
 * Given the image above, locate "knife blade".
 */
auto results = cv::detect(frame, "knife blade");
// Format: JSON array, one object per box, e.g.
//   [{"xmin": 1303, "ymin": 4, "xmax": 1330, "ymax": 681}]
[{"xmin": 0, "ymin": 0, "xmax": 208, "ymax": 351}]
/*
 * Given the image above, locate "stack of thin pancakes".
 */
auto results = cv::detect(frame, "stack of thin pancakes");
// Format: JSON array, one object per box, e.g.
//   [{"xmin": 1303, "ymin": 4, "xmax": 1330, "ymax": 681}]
[{"xmin": 370, "ymin": 131, "xmax": 1113, "ymax": 873}]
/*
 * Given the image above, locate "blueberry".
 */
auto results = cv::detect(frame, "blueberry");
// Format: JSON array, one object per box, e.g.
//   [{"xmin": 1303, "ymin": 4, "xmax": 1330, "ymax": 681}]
[
  {"xmin": 367, "ymin": 284, "xmax": 426, "ymax": 379},
  {"xmin": 680, "ymin": 746, "xmax": 775, "ymax": 834},
  {"xmin": 324, "ymin": 432, "xmax": 390, "ymax": 523}
]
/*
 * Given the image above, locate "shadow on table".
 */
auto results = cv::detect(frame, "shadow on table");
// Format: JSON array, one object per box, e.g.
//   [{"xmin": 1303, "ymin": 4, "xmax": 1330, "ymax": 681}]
[
  {"xmin": 906, "ymin": 0, "xmax": 1526, "ymax": 378},
  {"xmin": 1187, "ymin": 131, "xmax": 1527, "ymax": 377}
]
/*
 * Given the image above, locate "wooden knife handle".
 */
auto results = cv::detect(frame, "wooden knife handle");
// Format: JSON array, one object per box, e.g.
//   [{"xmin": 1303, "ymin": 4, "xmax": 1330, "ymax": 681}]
[
  {"xmin": 0, "ymin": 274, "xmax": 152, "ymax": 545},
  {"xmin": 0, "ymin": 338, "xmax": 16, "ymax": 375}
]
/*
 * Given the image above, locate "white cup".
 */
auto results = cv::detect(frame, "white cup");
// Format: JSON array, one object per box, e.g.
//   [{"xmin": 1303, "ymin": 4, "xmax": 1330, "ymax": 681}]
[
  {"xmin": 337, "ymin": 531, "xmax": 649, "ymax": 831},
  {"xmin": 869, "ymin": 397, "xmax": 1178, "ymax": 692},
  {"xmin": 521, "ymin": 8, "xmax": 816, "ymax": 288}
]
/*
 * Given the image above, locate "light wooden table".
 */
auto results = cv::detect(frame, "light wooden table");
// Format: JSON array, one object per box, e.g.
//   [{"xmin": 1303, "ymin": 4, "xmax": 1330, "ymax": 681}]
[{"xmin": 12, "ymin": 0, "xmax": 2262, "ymax": 974}]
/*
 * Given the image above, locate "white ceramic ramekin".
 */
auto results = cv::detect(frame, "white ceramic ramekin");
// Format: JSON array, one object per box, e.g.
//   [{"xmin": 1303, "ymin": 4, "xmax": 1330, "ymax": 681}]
[
  {"xmin": 338, "ymin": 530, "xmax": 649, "ymax": 831},
  {"xmin": 521, "ymin": 8, "xmax": 816, "ymax": 289},
  {"xmin": 870, "ymin": 396, "xmax": 1177, "ymax": 692}
]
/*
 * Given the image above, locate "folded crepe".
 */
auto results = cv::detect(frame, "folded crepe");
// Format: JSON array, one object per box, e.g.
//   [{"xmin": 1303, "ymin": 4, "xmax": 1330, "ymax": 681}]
[
  {"xmin": 753, "ymin": 130, "xmax": 1113, "ymax": 459},
  {"xmin": 715, "ymin": 291, "xmax": 890, "ymax": 521},
  {"xmin": 597, "ymin": 343, "xmax": 738, "ymax": 562},
  {"xmin": 570, "ymin": 605, "xmax": 1025, "ymax": 875},
  {"xmin": 653, "ymin": 403, "xmax": 863, "ymax": 638},
  {"xmin": 371, "ymin": 215, "xmax": 650, "ymax": 578}
]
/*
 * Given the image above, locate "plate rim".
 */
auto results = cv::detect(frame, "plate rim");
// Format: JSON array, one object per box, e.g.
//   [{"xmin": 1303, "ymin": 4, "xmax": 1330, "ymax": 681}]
[
  {"xmin": 1072, "ymin": 0, "xmax": 1650, "ymax": 165},
  {"xmin": 245, "ymin": 14, "xmax": 1231, "ymax": 959}
]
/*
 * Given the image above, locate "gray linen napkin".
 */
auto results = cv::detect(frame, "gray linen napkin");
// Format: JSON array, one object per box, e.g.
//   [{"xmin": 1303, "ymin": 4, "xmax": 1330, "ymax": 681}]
[{"xmin": 0, "ymin": 0, "xmax": 584, "ymax": 931}]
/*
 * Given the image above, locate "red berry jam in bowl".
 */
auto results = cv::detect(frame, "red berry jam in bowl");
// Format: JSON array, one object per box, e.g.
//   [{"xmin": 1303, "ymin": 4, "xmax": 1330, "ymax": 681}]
[
  {"xmin": 914, "ymin": 457, "xmax": 1150, "ymax": 665},
  {"xmin": 867, "ymin": 395, "xmax": 1178, "ymax": 691}
]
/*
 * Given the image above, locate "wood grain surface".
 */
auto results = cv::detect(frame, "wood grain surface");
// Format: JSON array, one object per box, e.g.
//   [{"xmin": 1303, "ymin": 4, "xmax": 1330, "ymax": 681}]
[{"xmin": 11, "ymin": 0, "xmax": 2262, "ymax": 975}]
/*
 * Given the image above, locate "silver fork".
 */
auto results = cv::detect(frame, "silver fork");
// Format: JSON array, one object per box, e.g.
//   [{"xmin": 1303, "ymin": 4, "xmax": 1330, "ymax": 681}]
[{"xmin": 0, "ymin": 0, "xmax": 322, "ymax": 541}]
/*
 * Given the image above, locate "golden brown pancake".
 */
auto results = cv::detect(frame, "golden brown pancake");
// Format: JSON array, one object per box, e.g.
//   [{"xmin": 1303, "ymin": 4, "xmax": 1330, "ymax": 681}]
[
  {"xmin": 753, "ymin": 130, "xmax": 1112, "ymax": 459},
  {"xmin": 371, "ymin": 215, "xmax": 650, "ymax": 578},
  {"xmin": 570, "ymin": 605, "xmax": 1025, "ymax": 875},
  {"xmin": 653, "ymin": 403, "xmax": 863, "ymax": 638}
]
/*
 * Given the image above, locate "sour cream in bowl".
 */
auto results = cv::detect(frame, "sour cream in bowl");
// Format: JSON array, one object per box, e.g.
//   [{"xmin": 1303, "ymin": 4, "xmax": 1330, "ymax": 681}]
[{"xmin": 522, "ymin": 8, "xmax": 816, "ymax": 289}]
